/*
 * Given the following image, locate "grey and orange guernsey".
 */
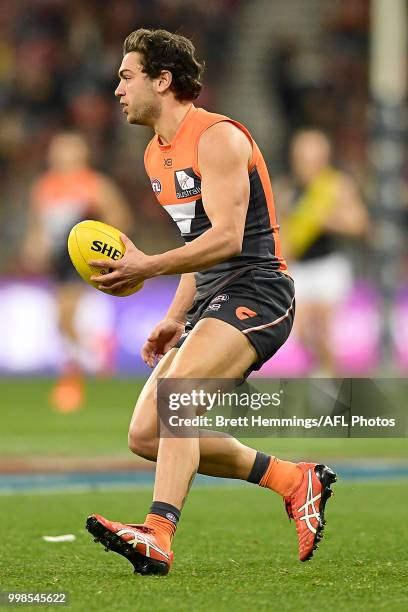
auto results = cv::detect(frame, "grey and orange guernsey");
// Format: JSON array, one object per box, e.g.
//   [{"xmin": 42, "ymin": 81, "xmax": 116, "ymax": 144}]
[
  {"xmin": 145, "ymin": 105, "xmax": 295, "ymax": 376},
  {"xmin": 144, "ymin": 105, "xmax": 289, "ymax": 299}
]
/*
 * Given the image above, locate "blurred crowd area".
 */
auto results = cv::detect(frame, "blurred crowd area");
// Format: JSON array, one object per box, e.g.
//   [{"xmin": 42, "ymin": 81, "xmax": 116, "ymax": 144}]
[
  {"xmin": 0, "ymin": 0, "xmax": 375, "ymax": 269},
  {"xmin": 0, "ymin": 0, "xmax": 241, "ymax": 263},
  {"xmin": 270, "ymin": 0, "xmax": 370, "ymax": 181},
  {"xmin": 0, "ymin": 0, "xmax": 406, "ymax": 377}
]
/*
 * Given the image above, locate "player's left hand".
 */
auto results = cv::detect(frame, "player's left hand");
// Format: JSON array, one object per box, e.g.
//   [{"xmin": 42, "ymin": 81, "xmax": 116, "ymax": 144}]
[{"xmin": 89, "ymin": 233, "xmax": 150, "ymax": 293}]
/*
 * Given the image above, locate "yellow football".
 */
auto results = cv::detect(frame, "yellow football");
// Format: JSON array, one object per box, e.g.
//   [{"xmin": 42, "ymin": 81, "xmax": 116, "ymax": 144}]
[{"xmin": 67, "ymin": 220, "xmax": 143, "ymax": 297}]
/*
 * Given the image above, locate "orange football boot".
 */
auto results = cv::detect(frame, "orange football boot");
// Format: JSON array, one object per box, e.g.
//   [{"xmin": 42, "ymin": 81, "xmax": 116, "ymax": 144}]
[
  {"xmin": 284, "ymin": 463, "xmax": 337, "ymax": 561},
  {"xmin": 86, "ymin": 514, "xmax": 173, "ymax": 576}
]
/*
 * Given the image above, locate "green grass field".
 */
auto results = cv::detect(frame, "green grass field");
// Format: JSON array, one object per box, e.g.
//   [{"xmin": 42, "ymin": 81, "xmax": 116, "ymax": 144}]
[
  {"xmin": 1, "ymin": 378, "xmax": 407, "ymax": 611},
  {"xmin": 1, "ymin": 484, "xmax": 408, "ymax": 611},
  {"xmin": 1, "ymin": 378, "xmax": 407, "ymax": 459}
]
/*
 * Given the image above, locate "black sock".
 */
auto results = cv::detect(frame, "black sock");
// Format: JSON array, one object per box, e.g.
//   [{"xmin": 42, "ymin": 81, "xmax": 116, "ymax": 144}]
[
  {"xmin": 149, "ymin": 501, "xmax": 181, "ymax": 526},
  {"xmin": 247, "ymin": 451, "xmax": 271, "ymax": 484}
]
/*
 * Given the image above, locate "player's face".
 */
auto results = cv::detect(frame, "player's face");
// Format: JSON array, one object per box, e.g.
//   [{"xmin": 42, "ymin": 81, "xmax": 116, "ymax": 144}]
[
  {"xmin": 291, "ymin": 132, "xmax": 331, "ymax": 184},
  {"xmin": 115, "ymin": 52, "xmax": 160, "ymax": 126},
  {"xmin": 48, "ymin": 134, "xmax": 89, "ymax": 171}
]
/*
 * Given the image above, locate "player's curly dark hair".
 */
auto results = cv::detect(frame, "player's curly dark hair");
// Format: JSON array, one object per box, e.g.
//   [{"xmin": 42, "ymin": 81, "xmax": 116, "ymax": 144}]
[{"xmin": 123, "ymin": 28, "xmax": 204, "ymax": 102}]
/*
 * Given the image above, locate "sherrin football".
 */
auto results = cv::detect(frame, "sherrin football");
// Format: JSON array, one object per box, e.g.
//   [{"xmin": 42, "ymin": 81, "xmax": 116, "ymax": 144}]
[{"xmin": 67, "ymin": 220, "xmax": 143, "ymax": 297}]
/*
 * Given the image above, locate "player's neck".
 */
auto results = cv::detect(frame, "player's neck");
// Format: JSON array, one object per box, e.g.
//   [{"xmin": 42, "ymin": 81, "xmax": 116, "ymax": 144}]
[{"xmin": 154, "ymin": 101, "xmax": 193, "ymax": 145}]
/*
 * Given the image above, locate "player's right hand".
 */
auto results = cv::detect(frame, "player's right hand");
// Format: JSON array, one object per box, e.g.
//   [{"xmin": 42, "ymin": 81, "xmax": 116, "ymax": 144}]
[{"xmin": 141, "ymin": 318, "xmax": 185, "ymax": 368}]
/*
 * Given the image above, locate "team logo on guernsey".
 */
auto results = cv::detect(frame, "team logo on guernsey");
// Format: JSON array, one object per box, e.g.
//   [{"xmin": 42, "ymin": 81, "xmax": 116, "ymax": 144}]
[
  {"xmin": 236, "ymin": 306, "xmax": 257, "ymax": 320},
  {"xmin": 150, "ymin": 177, "xmax": 162, "ymax": 195},
  {"xmin": 174, "ymin": 167, "xmax": 201, "ymax": 199}
]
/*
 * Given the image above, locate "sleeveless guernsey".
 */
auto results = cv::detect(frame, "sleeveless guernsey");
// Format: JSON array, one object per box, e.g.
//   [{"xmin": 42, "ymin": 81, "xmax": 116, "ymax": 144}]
[
  {"xmin": 32, "ymin": 168, "xmax": 101, "ymax": 252},
  {"xmin": 144, "ymin": 105, "xmax": 287, "ymax": 298}
]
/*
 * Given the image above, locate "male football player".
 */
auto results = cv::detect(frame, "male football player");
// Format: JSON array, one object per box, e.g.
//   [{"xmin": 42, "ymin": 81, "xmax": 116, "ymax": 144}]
[
  {"xmin": 86, "ymin": 28, "xmax": 336, "ymax": 575},
  {"xmin": 274, "ymin": 129, "xmax": 369, "ymax": 374},
  {"xmin": 24, "ymin": 132, "xmax": 132, "ymax": 411}
]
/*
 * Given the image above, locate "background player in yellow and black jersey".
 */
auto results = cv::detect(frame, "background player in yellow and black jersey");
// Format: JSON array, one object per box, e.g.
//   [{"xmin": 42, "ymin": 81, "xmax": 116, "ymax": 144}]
[
  {"xmin": 86, "ymin": 28, "xmax": 337, "ymax": 575},
  {"xmin": 275, "ymin": 129, "xmax": 369, "ymax": 374}
]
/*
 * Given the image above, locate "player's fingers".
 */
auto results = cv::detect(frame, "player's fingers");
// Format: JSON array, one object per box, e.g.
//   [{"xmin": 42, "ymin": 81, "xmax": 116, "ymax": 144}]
[
  {"xmin": 102, "ymin": 278, "xmax": 144, "ymax": 292},
  {"xmin": 163, "ymin": 341, "xmax": 176, "ymax": 354},
  {"xmin": 148, "ymin": 351, "xmax": 157, "ymax": 368},
  {"xmin": 120, "ymin": 233, "xmax": 135, "ymax": 248},
  {"xmin": 147, "ymin": 324, "xmax": 169, "ymax": 341},
  {"xmin": 141, "ymin": 349, "xmax": 154, "ymax": 368},
  {"xmin": 90, "ymin": 270, "xmax": 120, "ymax": 283},
  {"xmin": 99, "ymin": 280, "xmax": 128, "ymax": 291},
  {"xmin": 142, "ymin": 354, "xmax": 154, "ymax": 367},
  {"xmin": 89, "ymin": 259, "xmax": 120, "ymax": 269},
  {"xmin": 141, "ymin": 342, "xmax": 152, "ymax": 359},
  {"xmin": 141, "ymin": 341, "xmax": 157, "ymax": 365}
]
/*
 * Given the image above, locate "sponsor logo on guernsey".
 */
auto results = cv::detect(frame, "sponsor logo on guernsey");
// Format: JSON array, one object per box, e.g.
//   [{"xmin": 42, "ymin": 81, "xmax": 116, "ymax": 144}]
[
  {"xmin": 150, "ymin": 177, "xmax": 162, "ymax": 194},
  {"xmin": 164, "ymin": 158, "xmax": 173, "ymax": 168},
  {"xmin": 174, "ymin": 168, "xmax": 201, "ymax": 199}
]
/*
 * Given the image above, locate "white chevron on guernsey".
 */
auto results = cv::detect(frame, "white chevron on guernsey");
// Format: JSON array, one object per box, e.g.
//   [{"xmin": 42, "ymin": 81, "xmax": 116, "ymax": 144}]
[{"xmin": 163, "ymin": 201, "xmax": 197, "ymax": 234}]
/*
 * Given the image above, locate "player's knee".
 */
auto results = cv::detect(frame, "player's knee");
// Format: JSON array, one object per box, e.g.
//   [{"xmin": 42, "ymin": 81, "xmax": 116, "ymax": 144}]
[{"xmin": 128, "ymin": 427, "xmax": 157, "ymax": 460}]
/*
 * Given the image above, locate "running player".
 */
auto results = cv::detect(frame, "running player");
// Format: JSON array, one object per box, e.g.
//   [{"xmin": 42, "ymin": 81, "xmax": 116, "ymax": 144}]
[
  {"xmin": 24, "ymin": 132, "xmax": 133, "ymax": 411},
  {"xmin": 86, "ymin": 28, "xmax": 336, "ymax": 575}
]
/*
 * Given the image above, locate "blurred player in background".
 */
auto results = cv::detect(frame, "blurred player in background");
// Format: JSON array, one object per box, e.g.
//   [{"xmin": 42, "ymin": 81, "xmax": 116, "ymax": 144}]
[
  {"xmin": 23, "ymin": 132, "xmax": 133, "ymax": 412},
  {"xmin": 275, "ymin": 129, "xmax": 369, "ymax": 374},
  {"xmin": 85, "ymin": 29, "xmax": 337, "ymax": 576}
]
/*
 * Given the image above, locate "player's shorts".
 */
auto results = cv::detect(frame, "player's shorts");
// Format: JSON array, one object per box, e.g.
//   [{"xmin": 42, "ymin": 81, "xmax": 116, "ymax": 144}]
[
  {"xmin": 290, "ymin": 252, "xmax": 352, "ymax": 305},
  {"xmin": 51, "ymin": 247, "xmax": 82, "ymax": 283},
  {"xmin": 175, "ymin": 266, "xmax": 295, "ymax": 378}
]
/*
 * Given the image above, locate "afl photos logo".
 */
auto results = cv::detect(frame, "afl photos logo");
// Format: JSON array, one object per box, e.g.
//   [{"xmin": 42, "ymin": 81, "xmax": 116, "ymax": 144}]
[{"xmin": 150, "ymin": 177, "xmax": 162, "ymax": 195}]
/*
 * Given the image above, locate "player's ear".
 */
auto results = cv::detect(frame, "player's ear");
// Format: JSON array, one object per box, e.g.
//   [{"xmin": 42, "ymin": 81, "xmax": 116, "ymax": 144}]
[{"xmin": 155, "ymin": 70, "xmax": 173, "ymax": 94}]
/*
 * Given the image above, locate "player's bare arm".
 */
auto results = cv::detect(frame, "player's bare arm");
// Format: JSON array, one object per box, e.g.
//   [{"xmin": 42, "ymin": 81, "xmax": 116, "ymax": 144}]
[
  {"xmin": 141, "ymin": 272, "xmax": 196, "ymax": 367},
  {"xmin": 165, "ymin": 272, "xmax": 196, "ymax": 324},
  {"xmin": 90, "ymin": 122, "xmax": 251, "ymax": 291},
  {"xmin": 323, "ymin": 174, "xmax": 370, "ymax": 236},
  {"xmin": 95, "ymin": 175, "xmax": 134, "ymax": 233}
]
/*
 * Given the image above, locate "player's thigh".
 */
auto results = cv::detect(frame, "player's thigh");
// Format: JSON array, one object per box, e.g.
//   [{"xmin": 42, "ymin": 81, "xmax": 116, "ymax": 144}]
[
  {"xmin": 129, "ymin": 347, "xmax": 179, "ymax": 438},
  {"xmin": 167, "ymin": 317, "xmax": 258, "ymax": 379}
]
